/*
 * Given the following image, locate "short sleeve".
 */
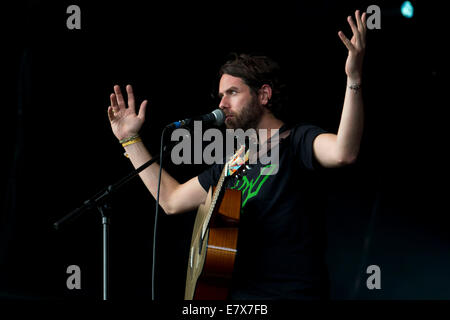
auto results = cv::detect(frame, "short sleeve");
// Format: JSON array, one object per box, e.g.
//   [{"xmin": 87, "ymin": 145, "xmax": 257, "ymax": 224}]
[
  {"xmin": 290, "ymin": 123, "xmax": 327, "ymax": 170},
  {"xmin": 197, "ymin": 163, "xmax": 225, "ymax": 192}
]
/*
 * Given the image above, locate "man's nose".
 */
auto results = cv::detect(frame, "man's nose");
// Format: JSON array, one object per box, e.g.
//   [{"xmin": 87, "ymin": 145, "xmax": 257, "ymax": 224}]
[{"xmin": 219, "ymin": 96, "xmax": 229, "ymax": 110}]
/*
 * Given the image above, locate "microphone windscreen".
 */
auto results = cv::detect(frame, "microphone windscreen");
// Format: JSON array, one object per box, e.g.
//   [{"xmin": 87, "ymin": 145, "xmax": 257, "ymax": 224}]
[{"xmin": 211, "ymin": 109, "xmax": 225, "ymax": 126}]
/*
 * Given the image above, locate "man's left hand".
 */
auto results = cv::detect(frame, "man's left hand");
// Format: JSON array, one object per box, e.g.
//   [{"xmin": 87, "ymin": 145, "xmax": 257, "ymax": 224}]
[{"xmin": 338, "ymin": 10, "xmax": 367, "ymax": 83}]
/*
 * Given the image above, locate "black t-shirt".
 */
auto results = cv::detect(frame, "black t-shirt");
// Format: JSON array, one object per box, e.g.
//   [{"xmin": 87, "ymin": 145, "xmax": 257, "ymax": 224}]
[{"xmin": 197, "ymin": 123, "xmax": 330, "ymax": 299}]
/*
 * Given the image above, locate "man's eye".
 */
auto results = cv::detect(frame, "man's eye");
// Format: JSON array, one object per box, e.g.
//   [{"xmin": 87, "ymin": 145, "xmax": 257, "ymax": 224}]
[{"xmin": 231, "ymin": 90, "xmax": 237, "ymax": 95}]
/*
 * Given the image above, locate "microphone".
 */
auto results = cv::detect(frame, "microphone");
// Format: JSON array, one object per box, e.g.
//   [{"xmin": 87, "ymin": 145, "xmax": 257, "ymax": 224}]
[{"xmin": 165, "ymin": 109, "xmax": 225, "ymax": 129}]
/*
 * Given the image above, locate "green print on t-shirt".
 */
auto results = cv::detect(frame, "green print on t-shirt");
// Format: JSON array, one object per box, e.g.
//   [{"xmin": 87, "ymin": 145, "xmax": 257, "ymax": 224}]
[{"xmin": 230, "ymin": 164, "xmax": 278, "ymax": 208}]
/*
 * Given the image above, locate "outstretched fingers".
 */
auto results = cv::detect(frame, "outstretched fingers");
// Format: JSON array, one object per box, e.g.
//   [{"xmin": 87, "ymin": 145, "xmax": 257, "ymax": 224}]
[
  {"xmin": 360, "ymin": 11, "xmax": 367, "ymax": 33},
  {"xmin": 355, "ymin": 10, "xmax": 362, "ymax": 32},
  {"xmin": 347, "ymin": 14, "xmax": 361, "ymax": 47},
  {"xmin": 338, "ymin": 31, "xmax": 355, "ymax": 51},
  {"xmin": 138, "ymin": 100, "xmax": 148, "ymax": 121},
  {"xmin": 114, "ymin": 85, "xmax": 127, "ymax": 110},
  {"xmin": 360, "ymin": 12, "xmax": 367, "ymax": 48},
  {"xmin": 126, "ymin": 84, "xmax": 136, "ymax": 113},
  {"xmin": 338, "ymin": 9, "xmax": 367, "ymax": 52},
  {"xmin": 108, "ymin": 84, "xmax": 147, "ymax": 122},
  {"xmin": 110, "ymin": 92, "xmax": 120, "ymax": 112},
  {"xmin": 107, "ymin": 106, "xmax": 116, "ymax": 122}
]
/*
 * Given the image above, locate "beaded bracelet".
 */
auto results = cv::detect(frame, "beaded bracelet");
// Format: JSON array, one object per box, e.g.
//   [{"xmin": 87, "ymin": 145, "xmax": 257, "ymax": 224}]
[
  {"xmin": 122, "ymin": 136, "xmax": 142, "ymax": 147},
  {"xmin": 119, "ymin": 134, "xmax": 140, "ymax": 144}
]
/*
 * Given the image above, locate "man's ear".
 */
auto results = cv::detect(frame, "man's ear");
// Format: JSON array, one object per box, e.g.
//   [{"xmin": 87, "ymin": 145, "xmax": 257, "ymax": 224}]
[{"xmin": 259, "ymin": 84, "xmax": 273, "ymax": 106}]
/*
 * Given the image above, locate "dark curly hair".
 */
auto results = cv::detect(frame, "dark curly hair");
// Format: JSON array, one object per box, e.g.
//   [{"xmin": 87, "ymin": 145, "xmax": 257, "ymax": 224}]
[{"xmin": 218, "ymin": 53, "xmax": 288, "ymax": 122}]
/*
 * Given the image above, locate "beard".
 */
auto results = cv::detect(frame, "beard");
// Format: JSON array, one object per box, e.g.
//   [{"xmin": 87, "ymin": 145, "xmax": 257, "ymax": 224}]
[{"xmin": 224, "ymin": 96, "xmax": 264, "ymax": 130}]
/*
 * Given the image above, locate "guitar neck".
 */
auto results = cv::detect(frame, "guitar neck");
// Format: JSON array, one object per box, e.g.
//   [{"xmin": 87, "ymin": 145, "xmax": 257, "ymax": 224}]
[{"xmin": 201, "ymin": 166, "xmax": 227, "ymax": 238}]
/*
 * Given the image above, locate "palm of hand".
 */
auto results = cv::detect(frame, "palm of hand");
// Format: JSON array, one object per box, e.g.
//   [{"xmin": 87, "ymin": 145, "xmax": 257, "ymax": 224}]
[{"xmin": 107, "ymin": 85, "xmax": 148, "ymax": 141}]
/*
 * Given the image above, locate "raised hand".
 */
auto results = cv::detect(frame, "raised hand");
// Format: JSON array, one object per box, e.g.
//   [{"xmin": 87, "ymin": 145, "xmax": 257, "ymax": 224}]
[
  {"xmin": 338, "ymin": 10, "xmax": 367, "ymax": 82},
  {"xmin": 107, "ymin": 85, "xmax": 148, "ymax": 141}
]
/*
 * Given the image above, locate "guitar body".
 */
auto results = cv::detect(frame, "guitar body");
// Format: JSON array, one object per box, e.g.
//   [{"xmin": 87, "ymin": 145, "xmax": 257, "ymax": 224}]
[{"xmin": 184, "ymin": 187, "xmax": 241, "ymax": 300}]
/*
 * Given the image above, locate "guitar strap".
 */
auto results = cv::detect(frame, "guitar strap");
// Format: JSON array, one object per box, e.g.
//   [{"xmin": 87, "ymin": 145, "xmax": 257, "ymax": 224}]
[
  {"xmin": 244, "ymin": 124, "xmax": 291, "ymax": 165},
  {"xmin": 278, "ymin": 124, "xmax": 292, "ymax": 140}
]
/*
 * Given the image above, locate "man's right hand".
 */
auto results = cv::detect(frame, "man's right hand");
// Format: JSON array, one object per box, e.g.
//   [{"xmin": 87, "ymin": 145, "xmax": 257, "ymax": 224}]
[
  {"xmin": 106, "ymin": 84, "xmax": 207, "ymax": 215},
  {"xmin": 107, "ymin": 84, "xmax": 148, "ymax": 141}
]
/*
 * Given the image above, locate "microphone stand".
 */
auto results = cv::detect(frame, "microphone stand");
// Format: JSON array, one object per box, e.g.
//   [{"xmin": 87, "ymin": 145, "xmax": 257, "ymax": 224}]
[{"xmin": 53, "ymin": 142, "xmax": 172, "ymax": 300}]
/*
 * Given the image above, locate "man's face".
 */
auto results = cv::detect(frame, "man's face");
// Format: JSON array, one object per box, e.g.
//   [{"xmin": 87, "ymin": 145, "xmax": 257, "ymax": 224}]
[{"xmin": 218, "ymin": 74, "xmax": 264, "ymax": 130}]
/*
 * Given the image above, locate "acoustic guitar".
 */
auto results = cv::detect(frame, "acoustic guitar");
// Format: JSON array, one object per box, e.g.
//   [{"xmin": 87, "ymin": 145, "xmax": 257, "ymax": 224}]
[{"xmin": 184, "ymin": 147, "xmax": 248, "ymax": 300}]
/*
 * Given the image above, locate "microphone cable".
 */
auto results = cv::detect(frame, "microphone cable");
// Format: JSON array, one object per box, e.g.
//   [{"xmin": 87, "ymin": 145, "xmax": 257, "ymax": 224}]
[{"xmin": 152, "ymin": 126, "xmax": 169, "ymax": 301}]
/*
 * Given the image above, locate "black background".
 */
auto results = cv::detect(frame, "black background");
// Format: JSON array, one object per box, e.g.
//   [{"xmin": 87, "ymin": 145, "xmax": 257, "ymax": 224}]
[{"xmin": 1, "ymin": 0, "xmax": 448, "ymax": 301}]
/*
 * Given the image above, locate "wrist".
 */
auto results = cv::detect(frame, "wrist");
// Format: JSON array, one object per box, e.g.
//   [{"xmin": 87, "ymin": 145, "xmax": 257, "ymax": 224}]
[
  {"xmin": 347, "ymin": 75, "xmax": 362, "ymax": 85},
  {"xmin": 121, "ymin": 135, "xmax": 141, "ymax": 146},
  {"xmin": 119, "ymin": 133, "xmax": 140, "ymax": 144},
  {"xmin": 119, "ymin": 134, "xmax": 142, "ymax": 148},
  {"xmin": 347, "ymin": 76, "xmax": 362, "ymax": 91},
  {"xmin": 122, "ymin": 136, "xmax": 143, "ymax": 158}
]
